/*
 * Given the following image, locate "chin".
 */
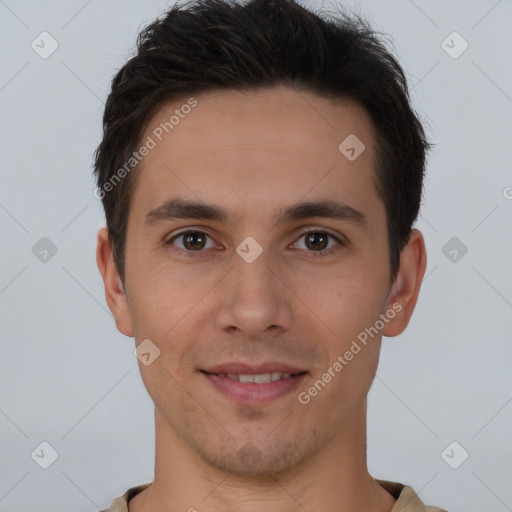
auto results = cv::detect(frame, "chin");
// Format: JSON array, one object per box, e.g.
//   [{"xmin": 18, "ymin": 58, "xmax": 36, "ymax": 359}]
[{"xmin": 194, "ymin": 433, "xmax": 322, "ymax": 477}]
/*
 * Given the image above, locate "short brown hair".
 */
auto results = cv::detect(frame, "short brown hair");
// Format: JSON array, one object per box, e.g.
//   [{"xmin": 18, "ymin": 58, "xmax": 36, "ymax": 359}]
[{"xmin": 93, "ymin": 0, "xmax": 432, "ymax": 285}]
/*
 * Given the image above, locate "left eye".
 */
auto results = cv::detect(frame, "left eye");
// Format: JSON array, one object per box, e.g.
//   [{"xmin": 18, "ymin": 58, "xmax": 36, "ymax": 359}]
[{"xmin": 292, "ymin": 230, "xmax": 342, "ymax": 255}]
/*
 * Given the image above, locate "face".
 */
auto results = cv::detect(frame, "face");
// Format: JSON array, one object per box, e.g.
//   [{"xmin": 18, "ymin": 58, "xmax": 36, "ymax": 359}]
[{"xmin": 105, "ymin": 85, "xmax": 409, "ymax": 476}]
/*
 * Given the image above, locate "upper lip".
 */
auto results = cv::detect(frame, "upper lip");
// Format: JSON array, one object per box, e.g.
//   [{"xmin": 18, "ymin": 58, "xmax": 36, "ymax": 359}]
[{"xmin": 202, "ymin": 362, "xmax": 307, "ymax": 375}]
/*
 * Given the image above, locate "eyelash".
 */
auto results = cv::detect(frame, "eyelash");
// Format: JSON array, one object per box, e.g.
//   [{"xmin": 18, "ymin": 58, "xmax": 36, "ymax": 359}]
[{"xmin": 166, "ymin": 228, "xmax": 345, "ymax": 258}]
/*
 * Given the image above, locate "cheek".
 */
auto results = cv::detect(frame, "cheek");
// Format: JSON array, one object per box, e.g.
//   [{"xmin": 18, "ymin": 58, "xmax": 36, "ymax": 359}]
[
  {"xmin": 126, "ymin": 259, "xmax": 202, "ymax": 335},
  {"xmin": 298, "ymin": 270, "xmax": 389, "ymax": 397},
  {"xmin": 127, "ymin": 264, "xmax": 214, "ymax": 377},
  {"xmin": 299, "ymin": 264, "xmax": 387, "ymax": 339},
  {"xmin": 139, "ymin": 360, "xmax": 197, "ymax": 424}
]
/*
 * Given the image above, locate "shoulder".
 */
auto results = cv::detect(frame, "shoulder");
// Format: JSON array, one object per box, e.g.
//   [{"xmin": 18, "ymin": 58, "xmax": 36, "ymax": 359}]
[
  {"xmin": 99, "ymin": 482, "xmax": 152, "ymax": 512},
  {"xmin": 377, "ymin": 479, "xmax": 449, "ymax": 512}
]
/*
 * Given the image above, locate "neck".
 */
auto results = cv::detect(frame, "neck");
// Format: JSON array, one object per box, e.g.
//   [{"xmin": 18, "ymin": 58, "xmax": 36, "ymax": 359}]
[{"xmin": 129, "ymin": 399, "xmax": 396, "ymax": 512}]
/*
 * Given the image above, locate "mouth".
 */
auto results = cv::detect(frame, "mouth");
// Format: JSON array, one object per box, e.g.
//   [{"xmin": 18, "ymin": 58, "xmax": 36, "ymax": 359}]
[
  {"xmin": 200, "ymin": 367, "xmax": 308, "ymax": 404},
  {"xmin": 202, "ymin": 370, "xmax": 307, "ymax": 382}
]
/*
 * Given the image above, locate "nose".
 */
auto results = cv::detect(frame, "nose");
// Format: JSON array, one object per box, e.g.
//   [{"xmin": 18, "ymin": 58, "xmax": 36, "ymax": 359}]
[{"xmin": 215, "ymin": 246, "xmax": 293, "ymax": 339}]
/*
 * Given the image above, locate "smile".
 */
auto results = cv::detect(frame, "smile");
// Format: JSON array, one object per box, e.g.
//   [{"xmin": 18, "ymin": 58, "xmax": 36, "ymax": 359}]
[
  {"xmin": 220, "ymin": 372, "xmax": 295, "ymax": 383},
  {"xmin": 201, "ymin": 370, "xmax": 308, "ymax": 404}
]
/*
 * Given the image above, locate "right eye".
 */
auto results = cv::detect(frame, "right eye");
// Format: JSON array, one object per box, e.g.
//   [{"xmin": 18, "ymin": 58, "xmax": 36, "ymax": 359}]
[{"xmin": 166, "ymin": 229, "xmax": 217, "ymax": 255}]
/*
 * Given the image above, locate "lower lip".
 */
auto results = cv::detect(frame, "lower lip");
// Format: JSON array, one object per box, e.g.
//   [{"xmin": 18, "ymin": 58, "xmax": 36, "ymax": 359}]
[{"xmin": 201, "ymin": 371, "xmax": 308, "ymax": 404}]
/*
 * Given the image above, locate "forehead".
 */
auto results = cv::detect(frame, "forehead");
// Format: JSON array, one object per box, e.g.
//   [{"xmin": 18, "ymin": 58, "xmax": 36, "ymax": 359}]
[{"xmin": 129, "ymin": 85, "xmax": 380, "ymax": 225}]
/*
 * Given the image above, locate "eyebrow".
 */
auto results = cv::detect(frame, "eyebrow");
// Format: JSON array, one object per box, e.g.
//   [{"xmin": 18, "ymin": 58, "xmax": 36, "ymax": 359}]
[{"xmin": 143, "ymin": 196, "xmax": 367, "ymax": 230}]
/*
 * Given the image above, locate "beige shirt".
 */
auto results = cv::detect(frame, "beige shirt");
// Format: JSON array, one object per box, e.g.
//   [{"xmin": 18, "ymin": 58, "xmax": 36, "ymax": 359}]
[{"xmin": 100, "ymin": 480, "xmax": 448, "ymax": 511}]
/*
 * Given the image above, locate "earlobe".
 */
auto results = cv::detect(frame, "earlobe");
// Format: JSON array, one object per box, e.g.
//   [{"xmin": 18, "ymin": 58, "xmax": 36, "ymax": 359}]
[
  {"xmin": 382, "ymin": 229, "xmax": 427, "ymax": 338},
  {"xmin": 96, "ymin": 227, "xmax": 134, "ymax": 337}
]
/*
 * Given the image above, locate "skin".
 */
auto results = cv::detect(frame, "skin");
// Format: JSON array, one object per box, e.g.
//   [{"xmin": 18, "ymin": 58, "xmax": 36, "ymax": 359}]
[{"xmin": 97, "ymin": 85, "xmax": 427, "ymax": 512}]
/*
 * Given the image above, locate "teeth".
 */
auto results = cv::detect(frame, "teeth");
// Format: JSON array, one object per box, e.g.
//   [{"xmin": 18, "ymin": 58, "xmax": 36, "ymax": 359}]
[
  {"xmin": 223, "ymin": 372, "xmax": 292, "ymax": 383},
  {"xmin": 254, "ymin": 373, "xmax": 271, "ymax": 383}
]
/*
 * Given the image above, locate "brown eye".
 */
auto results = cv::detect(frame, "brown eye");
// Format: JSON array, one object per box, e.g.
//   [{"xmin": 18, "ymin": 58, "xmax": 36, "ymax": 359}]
[
  {"xmin": 293, "ymin": 229, "xmax": 345, "ymax": 258},
  {"xmin": 168, "ymin": 230, "xmax": 215, "ymax": 253},
  {"xmin": 304, "ymin": 231, "xmax": 329, "ymax": 251},
  {"xmin": 182, "ymin": 232, "xmax": 207, "ymax": 250}
]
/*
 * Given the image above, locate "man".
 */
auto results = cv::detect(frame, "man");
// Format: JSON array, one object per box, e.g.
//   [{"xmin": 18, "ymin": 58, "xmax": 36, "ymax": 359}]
[{"xmin": 94, "ymin": 0, "xmax": 447, "ymax": 510}]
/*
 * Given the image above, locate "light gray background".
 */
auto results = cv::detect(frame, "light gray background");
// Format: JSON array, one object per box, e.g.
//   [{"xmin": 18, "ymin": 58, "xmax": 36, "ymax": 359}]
[{"xmin": 1, "ymin": 1, "xmax": 511, "ymax": 511}]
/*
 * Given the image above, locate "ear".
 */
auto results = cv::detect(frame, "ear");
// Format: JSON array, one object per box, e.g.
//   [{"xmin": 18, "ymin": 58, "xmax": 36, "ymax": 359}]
[
  {"xmin": 96, "ymin": 226, "xmax": 134, "ymax": 337},
  {"xmin": 382, "ymin": 229, "xmax": 427, "ymax": 337}
]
